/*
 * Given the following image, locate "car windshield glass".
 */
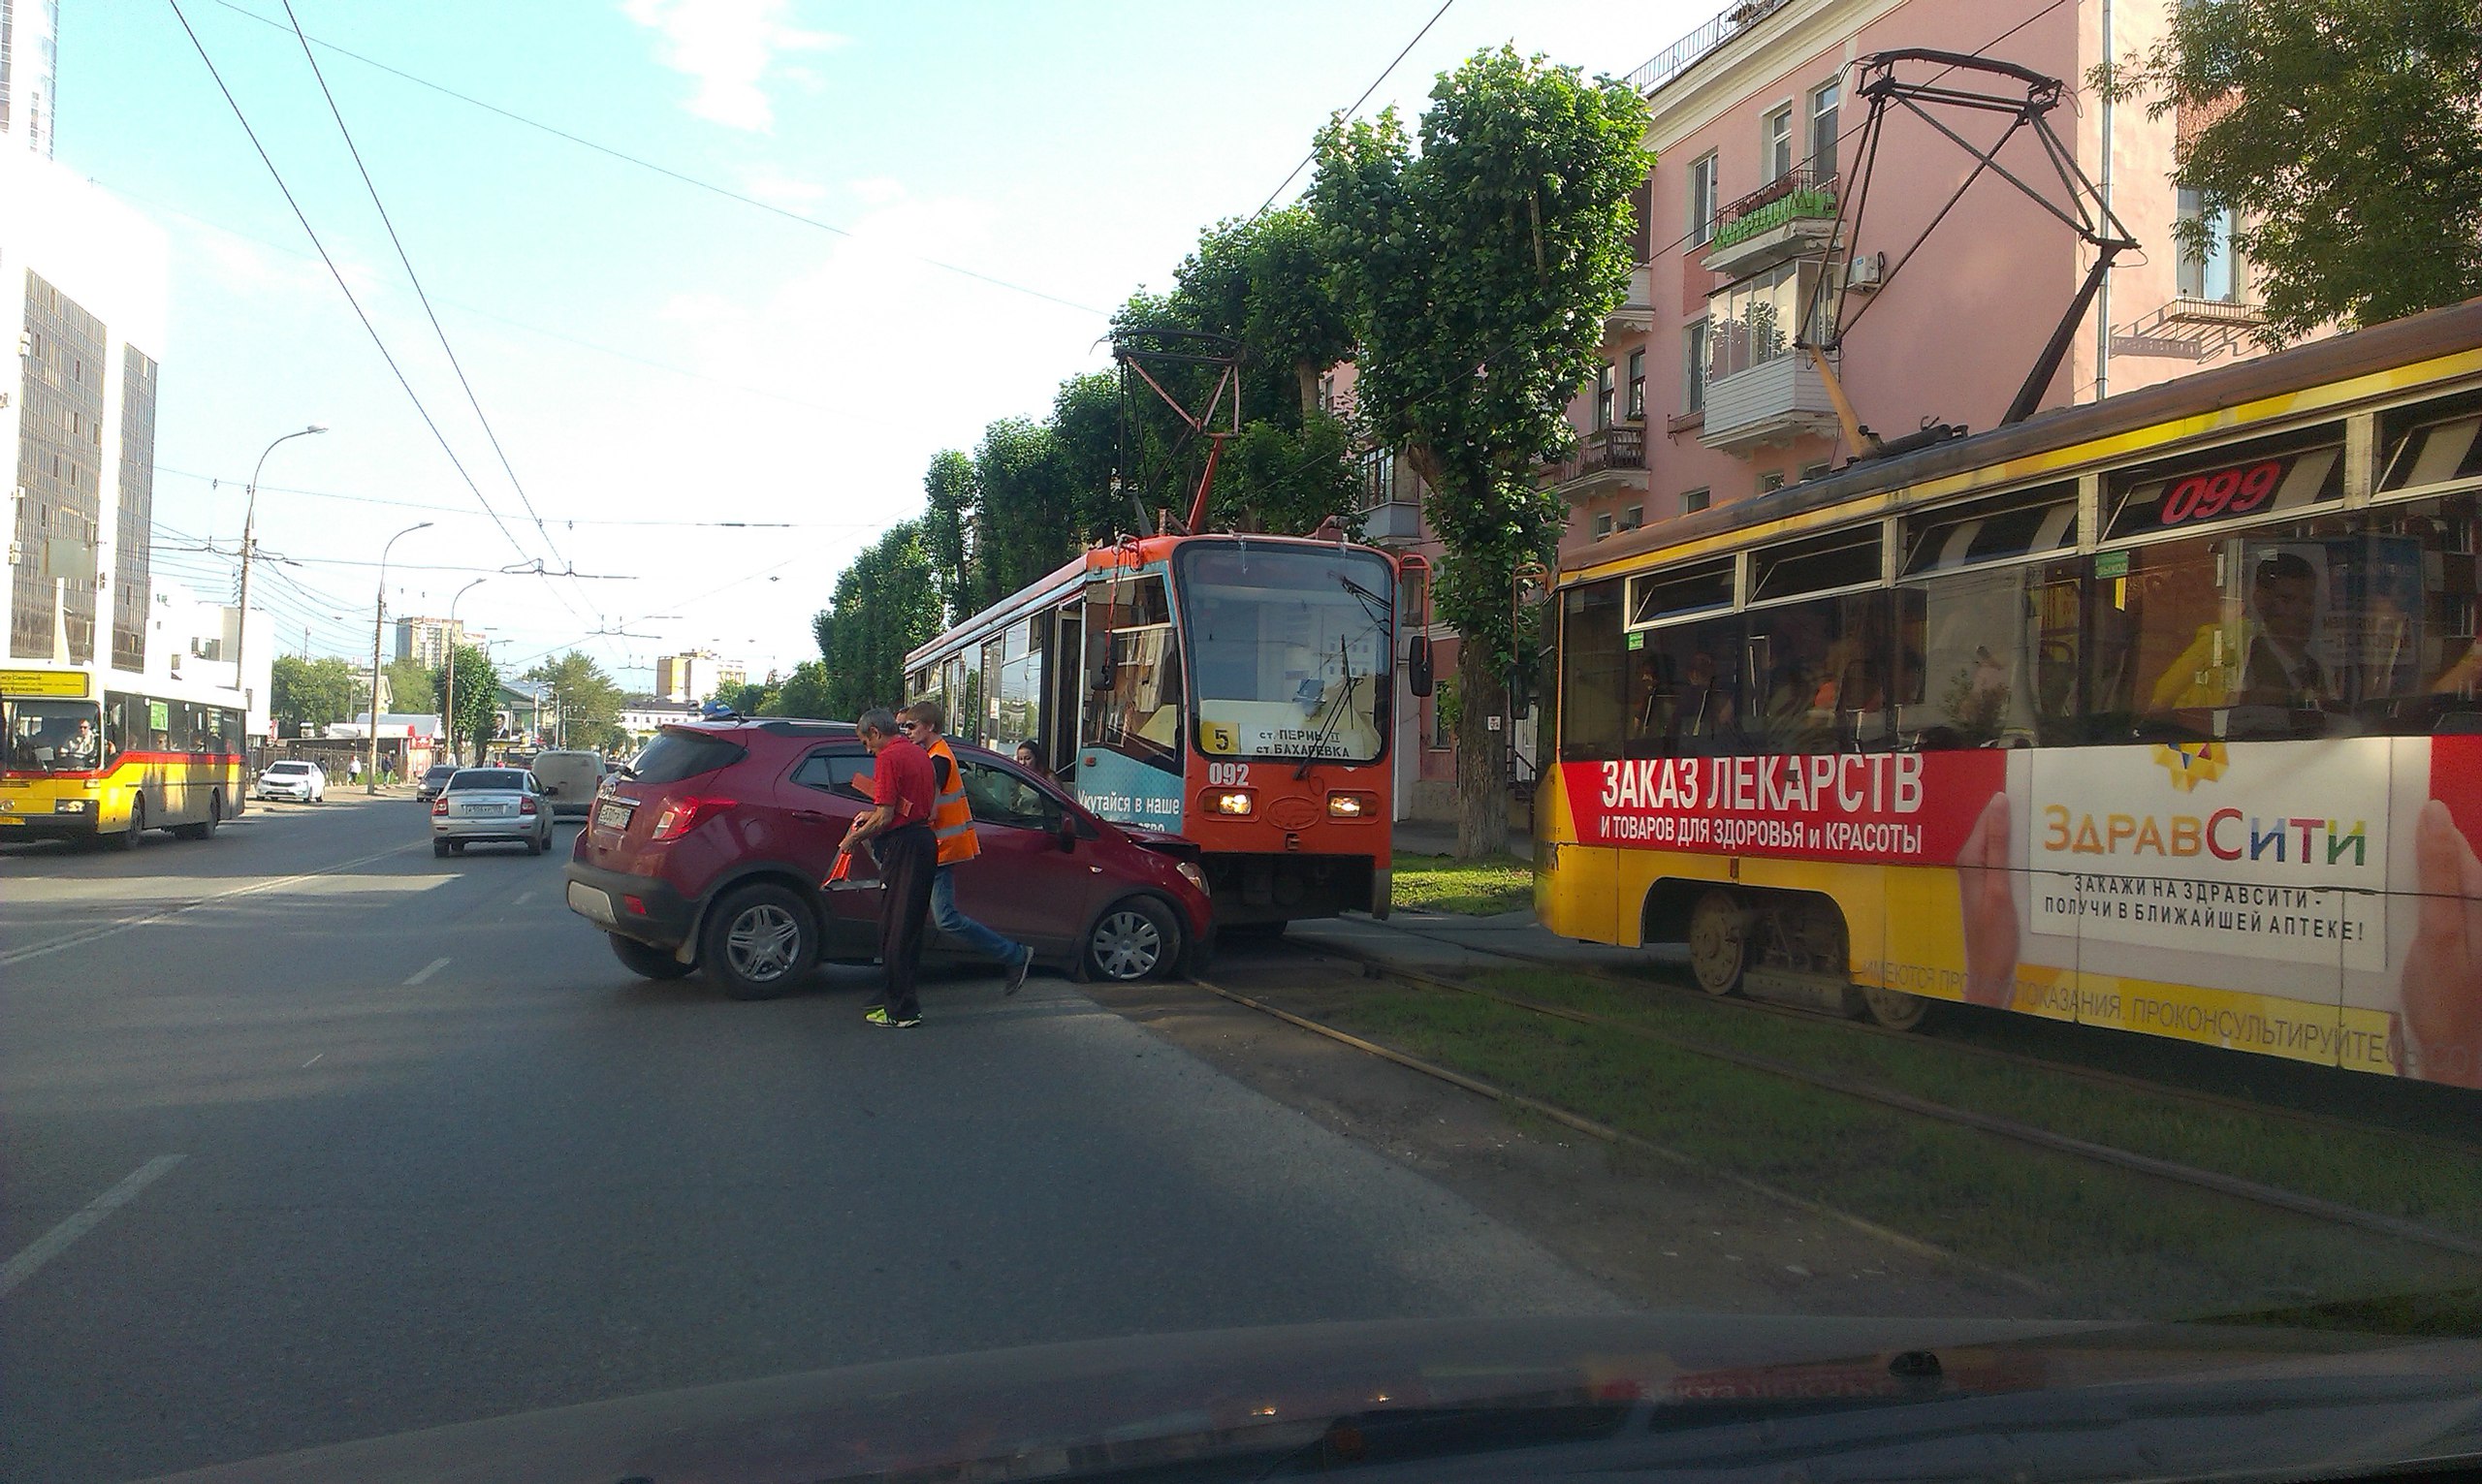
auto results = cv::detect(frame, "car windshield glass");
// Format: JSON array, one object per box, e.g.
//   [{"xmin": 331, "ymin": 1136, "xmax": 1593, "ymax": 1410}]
[
  {"xmin": 264, "ymin": 763, "xmax": 308, "ymax": 775},
  {"xmin": 447, "ymin": 770, "xmax": 528, "ymax": 792},
  {"xmin": 4, "ymin": 698, "xmax": 104, "ymax": 774},
  {"xmin": 425, "ymin": 766, "xmax": 457, "ymax": 779},
  {"xmin": 630, "ymin": 731, "xmax": 748, "ymax": 784},
  {"xmin": 1177, "ymin": 544, "xmax": 1393, "ymax": 763}
]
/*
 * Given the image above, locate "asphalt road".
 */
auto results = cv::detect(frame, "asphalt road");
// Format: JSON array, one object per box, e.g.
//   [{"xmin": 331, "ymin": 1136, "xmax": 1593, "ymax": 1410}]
[{"xmin": 0, "ymin": 794, "xmax": 1616, "ymax": 1483}]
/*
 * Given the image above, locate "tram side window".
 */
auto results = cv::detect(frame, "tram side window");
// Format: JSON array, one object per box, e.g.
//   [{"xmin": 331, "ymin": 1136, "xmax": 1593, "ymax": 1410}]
[
  {"xmin": 1895, "ymin": 558, "xmax": 2083, "ymax": 748},
  {"xmin": 2347, "ymin": 492, "xmax": 2482, "ymax": 731},
  {"xmin": 1743, "ymin": 591, "xmax": 1893, "ymax": 753},
  {"xmin": 1559, "ymin": 582, "xmax": 1626, "ymax": 761},
  {"xmin": 1082, "ymin": 626, "xmax": 1184, "ymax": 769},
  {"xmin": 1623, "ymin": 615, "xmax": 1746, "ymax": 757}
]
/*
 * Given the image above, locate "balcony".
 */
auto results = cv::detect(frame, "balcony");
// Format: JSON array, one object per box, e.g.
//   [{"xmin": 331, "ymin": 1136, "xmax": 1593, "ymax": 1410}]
[
  {"xmin": 1540, "ymin": 425, "xmax": 1646, "ymax": 496},
  {"xmin": 1701, "ymin": 170, "xmax": 1837, "ymax": 278},
  {"xmin": 1698, "ymin": 354, "xmax": 1838, "ymax": 454},
  {"xmin": 1605, "ymin": 264, "xmax": 1654, "ymax": 336}
]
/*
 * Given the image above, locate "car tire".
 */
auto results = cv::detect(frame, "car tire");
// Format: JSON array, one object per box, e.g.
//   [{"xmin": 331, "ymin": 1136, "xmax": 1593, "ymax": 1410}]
[
  {"xmin": 175, "ymin": 792, "xmax": 222, "ymax": 841},
  {"xmin": 526, "ymin": 831, "xmax": 546, "ymax": 855},
  {"xmin": 115, "ymin": 794, "xmax": 146, "ymax": 851},
  {"xmin": 1085, "ymin": 896, "xmax": 1180, "ymax": 982},
  {"xmin": 610, "ymin": 933, "xmax": 693, "ymax": 981},
  {"xmin": 701, "ymin": 883, "xmax": 817, "ymax": 1000}
]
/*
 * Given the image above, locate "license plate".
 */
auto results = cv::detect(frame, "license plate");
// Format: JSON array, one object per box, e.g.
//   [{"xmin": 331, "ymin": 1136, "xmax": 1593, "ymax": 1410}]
[
  {"xmin": 471, "ymin": 804, "xmax": 513, "ymax": 817},
  {"xmin": 0, "ymin": 815, "xmax": 21, "ymax": 826},
  {"xmin": 595, "ymin": 801, "xmax": 633, "ymax": 831},
  {"xmin": 566, "ymin": 881, "xmax": 617, "ymax": 925}
]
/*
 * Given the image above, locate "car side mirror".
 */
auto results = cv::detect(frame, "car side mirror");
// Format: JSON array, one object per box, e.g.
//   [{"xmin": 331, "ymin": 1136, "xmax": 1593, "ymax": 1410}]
[
  {"xmin": 1407, "ymin": 634, "xmax": 1434, "ymax": 697},
  {"xmin": 542, "ymin": 783, "xmax": 559, "ymax": 796}
]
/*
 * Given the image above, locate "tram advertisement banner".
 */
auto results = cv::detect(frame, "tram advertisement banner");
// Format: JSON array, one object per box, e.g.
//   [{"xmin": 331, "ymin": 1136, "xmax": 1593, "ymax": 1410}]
[{"xmin": 1555, "ymin": 737, "xmax": 2482, "ymax": 1089}]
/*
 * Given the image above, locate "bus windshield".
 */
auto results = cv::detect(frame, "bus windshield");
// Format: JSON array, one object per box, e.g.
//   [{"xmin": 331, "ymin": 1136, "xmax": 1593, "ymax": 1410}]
[
  {"xmin": 5, "ymin": 698, "xmax": 105, "ymax": 774},
  {"xmin": 1178, "ymin": 544, "xmax": 1392, "ymax": 764}
]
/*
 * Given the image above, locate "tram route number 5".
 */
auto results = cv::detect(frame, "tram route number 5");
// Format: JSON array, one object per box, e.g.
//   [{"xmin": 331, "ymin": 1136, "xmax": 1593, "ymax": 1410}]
[
  {"xmin": 1206, "ymin": 760, "xmax": 1250, "ymax": 787},
  {"xmin": 1202, "ymin": 722, "xmax": 1240, "ymax": 757}
]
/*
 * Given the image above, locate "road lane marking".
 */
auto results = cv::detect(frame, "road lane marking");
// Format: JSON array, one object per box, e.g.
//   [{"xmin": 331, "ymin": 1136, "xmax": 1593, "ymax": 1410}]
[
  {"xmin": 302, "ymin": 1053, "xmax": 323, "ymax": 1068},
  {"xmin": 404, "ymin": 957, "xmax": 451, "ymax": 986},
  {"xmin": 0, "ymin": 840, "xmax": 424, "ymax": 967},
  {"xmin": 0, "ymin": 1155, "xmax": 185, "ymax": 1298},
  {"xmin": 513, "ymin": 891, "xmax": 534, "ymax": 906}
]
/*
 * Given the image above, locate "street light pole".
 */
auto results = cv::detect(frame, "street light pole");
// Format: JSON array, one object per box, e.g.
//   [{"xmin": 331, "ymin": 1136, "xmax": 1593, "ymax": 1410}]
[
  {"xmin": 367, "ymin": 521, "xmax": 433, "ymax": 794},
  {"xmin": 443, "ymin": 577, "xmax": 486, "ymax": 766},
  {"xmin": 233, "ymin": 425, "xmax": 325, "ymax": 742}
]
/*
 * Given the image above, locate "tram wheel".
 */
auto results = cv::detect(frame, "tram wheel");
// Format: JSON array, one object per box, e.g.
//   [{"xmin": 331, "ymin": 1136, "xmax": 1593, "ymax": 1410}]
[
  {"xmin": 1686, "ymin": 887, "xmax": 1747, "ymax": 996},
  {"xmin": 1859, "ymin": 983, "xmax": 1931, "ymax": 1030}
]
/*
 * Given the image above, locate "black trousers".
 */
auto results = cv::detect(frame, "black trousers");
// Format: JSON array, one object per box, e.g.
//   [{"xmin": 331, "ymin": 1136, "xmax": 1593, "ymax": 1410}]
[{"xmin": 875, "ymin": 823, "xmax": 937, "ymax": 1021}]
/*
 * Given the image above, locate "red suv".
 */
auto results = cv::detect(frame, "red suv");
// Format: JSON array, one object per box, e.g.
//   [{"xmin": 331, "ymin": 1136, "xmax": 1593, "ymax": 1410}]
[{"xmin": 564, "ymin": 719, "xmax": 1214, "ymax": 998}]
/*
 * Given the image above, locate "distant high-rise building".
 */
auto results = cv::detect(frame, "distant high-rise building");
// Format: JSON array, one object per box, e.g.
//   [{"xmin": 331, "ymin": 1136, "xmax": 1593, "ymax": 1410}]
[
  {"xmin": 655, "ymin": 649, "xmax": 743, "ymax": 704},
  {"xmin": 394, "ymin": 616, "xmax": 476, "ymax": 670},
  {"xmin": 1, "ymin": 0, "xmax": 60, "ymax": 160}
]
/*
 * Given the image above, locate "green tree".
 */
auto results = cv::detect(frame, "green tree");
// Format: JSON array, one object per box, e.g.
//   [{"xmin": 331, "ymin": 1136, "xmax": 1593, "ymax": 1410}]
[
  {"xmin": 816, "ymin": 521, "xmax": 945, "ymax": 718},
  {"xmin": 430, "ymin": 642, "xmax": 498, "ymax": 764},
  {"xmin": 921, "ymin": 449, "xmax": 976, "ymax": 623},
  {"xmin": 1314, "ymin": 47, "xmax": 1649, "ymax": 855},
  {"xmin": 2095, "ymin": 0, "xmax": 2482, "ymax": 341},
  {"xmin": 712, "ymin": 679, "xmax": 772, "ymax": 714},
  {"xmin": 759, "ymin": 660, "xmax": 836, "ymax": 719},
  {"xmin": 270, "ymin": 653, "xmax": 359, "ymax": 733},
  {"xmin": 381, "ymin": 654, "xmax": 433, "ymax": 716},
  {"xmin": 524, "ymin": 651, "xmax": 624, "ymax": 751}
]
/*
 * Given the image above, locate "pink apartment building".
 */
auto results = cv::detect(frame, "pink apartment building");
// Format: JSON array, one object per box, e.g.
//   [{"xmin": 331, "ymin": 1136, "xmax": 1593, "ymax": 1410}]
[{"xmin": 1553, "ymin": 0, "xmax": 2270, "ymax": 556}]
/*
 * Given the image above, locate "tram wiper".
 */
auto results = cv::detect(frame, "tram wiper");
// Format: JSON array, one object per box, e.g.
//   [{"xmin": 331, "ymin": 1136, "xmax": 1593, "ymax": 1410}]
[{"xmin": 1295, "ymin": 635, "xmax": 1359, "ymax": 780}]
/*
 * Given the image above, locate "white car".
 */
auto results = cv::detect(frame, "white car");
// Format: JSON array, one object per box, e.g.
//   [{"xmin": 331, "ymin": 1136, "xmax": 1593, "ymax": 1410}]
[{"xmin": 255, "ymin": 759, "xmax": 326, "ymax": 804}]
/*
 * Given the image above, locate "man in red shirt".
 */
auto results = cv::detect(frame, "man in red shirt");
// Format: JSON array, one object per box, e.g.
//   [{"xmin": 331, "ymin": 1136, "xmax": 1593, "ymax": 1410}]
[{"xmin": 842, "ymin": 707, "xmax": 938, "ymax": 1027}]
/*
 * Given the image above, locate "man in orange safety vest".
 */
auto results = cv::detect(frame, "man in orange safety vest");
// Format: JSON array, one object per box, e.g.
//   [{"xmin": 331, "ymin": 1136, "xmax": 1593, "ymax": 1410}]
[{"xmin": 900, "ymin": 699, "xmax": 1034, "ymax": 995}]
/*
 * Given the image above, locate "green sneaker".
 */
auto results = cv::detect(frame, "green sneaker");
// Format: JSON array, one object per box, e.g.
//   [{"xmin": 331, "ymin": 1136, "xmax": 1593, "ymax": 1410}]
[{"xmin": 864, "ymin": 1007, "xmax": 920, "ymax": 1028}]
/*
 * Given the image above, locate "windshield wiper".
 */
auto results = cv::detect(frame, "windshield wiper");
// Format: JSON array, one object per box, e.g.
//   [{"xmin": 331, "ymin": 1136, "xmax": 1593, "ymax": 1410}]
[{"xmin": 1294, "ymin": 635, "xmax": 1359, "ymax": 779}]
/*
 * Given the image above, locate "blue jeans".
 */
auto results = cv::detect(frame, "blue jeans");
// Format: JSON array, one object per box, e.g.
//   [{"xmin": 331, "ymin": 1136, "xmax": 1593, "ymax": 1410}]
[{"xmin": 931, "ymin": 866, "xmax": 1024, "ymax": 965}]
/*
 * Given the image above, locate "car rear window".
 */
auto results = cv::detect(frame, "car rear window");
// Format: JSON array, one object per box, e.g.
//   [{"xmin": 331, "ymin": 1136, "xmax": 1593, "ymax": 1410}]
[
  {"xmin": 631, "ymin": 731, "xmax": 748, "ymax": 784},
  {"xmin": 448, "ymin": 770, "xmax": 529, "ymax": 791},
  {"xmin": 425, "ymin": 765, "xmax": 457, "ymax": 779}
]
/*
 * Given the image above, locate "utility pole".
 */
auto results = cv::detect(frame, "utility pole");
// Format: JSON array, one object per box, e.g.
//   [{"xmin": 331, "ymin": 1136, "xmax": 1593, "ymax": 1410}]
[
  {"xmin": 233, "ymin": 425, "xmax": 325, "ymax": 739},
  {"xmin": 368, "ymin": 521, "xmax": 432, "ymax": 793},
  {"xmin": 443, "ymin": 578, "xmax": 485, "ymax": 766}
]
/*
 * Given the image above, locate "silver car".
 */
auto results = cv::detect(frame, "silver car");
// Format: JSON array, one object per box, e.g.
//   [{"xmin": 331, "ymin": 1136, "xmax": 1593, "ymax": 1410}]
[{"xmin": 430, "ymin": 767, "xmax": 553, "ymax": 857}]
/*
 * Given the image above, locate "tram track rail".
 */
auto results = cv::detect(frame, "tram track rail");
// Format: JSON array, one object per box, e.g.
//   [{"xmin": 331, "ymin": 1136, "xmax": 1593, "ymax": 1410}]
[
  {"xmin": 1313, "ymin": 914, "xmax": 2482, "ymax": 1164},
  {"xmin": 1182, "ymin": 936, "xmax": 2482, "ymax": 1268}
]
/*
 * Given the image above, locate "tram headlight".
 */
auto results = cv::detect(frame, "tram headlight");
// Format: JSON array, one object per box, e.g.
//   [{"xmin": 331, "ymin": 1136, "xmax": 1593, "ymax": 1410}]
[
  {"xmin": 1326, "ymin": 792, "xmax": 1379, "ymax": 819},
  {"xmin": 52, "ymin": 798, "xmax": 90, "ymax": 813},
  {"xmin": 1209, "ymin": 790, "xmax": 1255, "ymax": 816}
]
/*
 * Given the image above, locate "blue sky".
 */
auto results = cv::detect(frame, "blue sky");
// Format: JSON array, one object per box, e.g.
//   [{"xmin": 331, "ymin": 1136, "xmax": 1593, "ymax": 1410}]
[{"xmin": 74, "ymin": 0, "xmax": 1702, "ymax": 689}]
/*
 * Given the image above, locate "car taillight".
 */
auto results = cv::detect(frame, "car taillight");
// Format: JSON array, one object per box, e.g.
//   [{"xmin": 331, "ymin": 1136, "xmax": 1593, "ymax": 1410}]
[
  {"xmin": 430, "ymin": 799, "xmax": 448, "ymax": 816},
  {"xmin": 650, "ymin": 795, "xmax": 731, "ymax": 840},
  {"xmin": 520, "ymin": 797, "xmax": 539, "ymax": 815}
]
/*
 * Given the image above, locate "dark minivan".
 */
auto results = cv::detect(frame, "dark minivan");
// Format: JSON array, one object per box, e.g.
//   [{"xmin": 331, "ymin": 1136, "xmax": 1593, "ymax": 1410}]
[{"xmin": 564, "ymin": 718, "xmax": 1214, "ymax": 998}]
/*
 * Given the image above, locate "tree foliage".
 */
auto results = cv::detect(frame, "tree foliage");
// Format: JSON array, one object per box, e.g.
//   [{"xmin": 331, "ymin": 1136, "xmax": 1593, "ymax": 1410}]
[
  {"xmin": 430, "ymin": 642, "xmax": 498, "ymax": 763},
  {"xmin": 381, "ymin": 655, "xmax": 433, "ymax": 716},
  {"xmin": 2095, "ymin": 0, "xmax": 2482, "ymax": 341},
  {"xmin": 270, "ymin": 654, "xmax": 359, "ymax": 733},
  {"xmin": 1313, "ymin": 46, "xmax": 1649, "ymax": 853},
  {"xmin": 525, "ymin": 651, "xmax": 624, "ymax": 751},
  {"xmin": 804, "ymin": 521, "xmax": 944, "ymax": 719}
]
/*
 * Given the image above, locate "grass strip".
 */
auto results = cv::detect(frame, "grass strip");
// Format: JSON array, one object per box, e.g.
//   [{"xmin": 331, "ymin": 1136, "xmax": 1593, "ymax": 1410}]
[
  {"xmin": 1308, "ymin": 986, "xmax": 2479, "ymax": 1323},
  {"xmin": 1391, "ymin": 851, "xmax": 1533, "ymax": 916},
  {"xmin": 1445, "ymin": 966, "xmax": 2482, "ymax": 1247}
]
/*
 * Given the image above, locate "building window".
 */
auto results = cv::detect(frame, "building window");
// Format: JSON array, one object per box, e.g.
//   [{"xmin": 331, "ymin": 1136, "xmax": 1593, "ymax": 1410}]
[
  {"xmin": 1763, "ymin": 105, "xmax": 1795, "ymax": 183},
  {"xmin": 1799, "ymin": 460, "xmax": 1831, "ymax": 482},
  {"xmin": 1594, "ymin": 363, "xmax": 1615, "ymax": 429},
  {"xmin": 1684, "ymin": 319, "xmax": 1708, "ymax": 413},
  {"xmin": 2176, "ymin": 185, "xmax": 2242, "ymax": 300},
  {"xmin": 1681, "ymin": 488, "xmax": 1710, "ymax": 515},
  {"xmin": 1808, "ymin": 81, "xmax": 1840, "ymax": 181},
  {"xmin": 1622, "ymin": 504, "xmax": 1644, "ymax": 530},
  {"xmin": 1626, "ymin": 349, "xmax": 1645, "ymax": 421},
  {"xmin": 1688, "ymin": 153, "xmax": 1719, "ymax": 247},
  {"xmin": 1593, "ymin": 511, "xmax": 1615, "ymax": 539},
  {"xmin": 1758, "ymin": 470, "xmax": 1788, "ymax": 494}
]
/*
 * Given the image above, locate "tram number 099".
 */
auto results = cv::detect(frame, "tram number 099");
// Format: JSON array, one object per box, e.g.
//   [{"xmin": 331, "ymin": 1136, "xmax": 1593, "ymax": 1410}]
[{"xmin": 2159, "ymin": 459, "xmax": 2283, "ymax": 526}]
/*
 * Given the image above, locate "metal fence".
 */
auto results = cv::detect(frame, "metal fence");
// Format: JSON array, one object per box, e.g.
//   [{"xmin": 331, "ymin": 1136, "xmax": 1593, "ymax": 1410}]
[{"xmin": 1623, "ymin": 0, "xmax": 1792, "ymax": 96}]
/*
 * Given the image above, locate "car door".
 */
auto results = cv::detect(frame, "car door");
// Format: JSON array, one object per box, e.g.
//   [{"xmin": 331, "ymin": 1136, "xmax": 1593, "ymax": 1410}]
[
  {"xmin": 777, "ymin": 744, "xmax": 877, "ymax": 958},
  {"xmin": 947, "ymin": 754, "xmax": 1109, "ymax": 959}
]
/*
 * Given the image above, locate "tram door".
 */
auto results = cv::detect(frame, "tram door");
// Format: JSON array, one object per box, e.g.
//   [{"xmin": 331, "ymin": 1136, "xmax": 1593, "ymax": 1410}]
[{"xmin": 1046, "ymin": 604, "xmax": 1083, "ymax": 782}]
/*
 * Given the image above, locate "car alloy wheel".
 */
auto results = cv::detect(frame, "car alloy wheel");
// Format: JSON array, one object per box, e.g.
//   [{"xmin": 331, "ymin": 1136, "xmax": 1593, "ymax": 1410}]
[
  {"xmin": 1087, "ymin": 899, "xmax": 1175, "ymax": 982},
  {"xmin": 701, "ymin": 883, "xmax": 817, "ymax": 1000}
]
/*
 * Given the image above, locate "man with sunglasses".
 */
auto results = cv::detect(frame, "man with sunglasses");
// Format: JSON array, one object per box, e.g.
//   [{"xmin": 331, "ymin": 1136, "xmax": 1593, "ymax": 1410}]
[{"xmin": 900, "ymin": 700, "xmax": 1035, "ymax": 995}]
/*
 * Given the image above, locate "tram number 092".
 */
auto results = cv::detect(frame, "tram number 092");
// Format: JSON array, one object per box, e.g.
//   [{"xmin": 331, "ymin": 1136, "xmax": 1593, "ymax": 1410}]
[{"xmin": 2159, "ymin": 459, "xmax": 2284, "ymax": 526}]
